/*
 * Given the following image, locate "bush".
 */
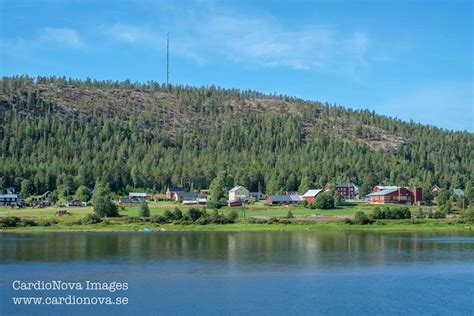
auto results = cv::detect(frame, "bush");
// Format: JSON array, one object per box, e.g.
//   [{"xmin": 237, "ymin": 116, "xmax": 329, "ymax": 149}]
[
  {"xmin": 226, "ymin": 210, "xmax": 239, "ymax": 223},
  {"xmin": 126, "ymin": 216, "xmax": 148, "ymax": 223},
  {"xmin": 354, "ymin": 211, "xmax": 372, "ymax": 225},
  {"xmin": 139, "ymin": 202, "xmax": 150, "ymax": 217},
  {"xmin": 460, "ymin": 208, "xmax": 474, "ymax": 223},
  {"xmin": 416, "ymin": 208, "xmax": 425, "ymax": 219},
  {"xmin": 163, "ymin": 210, "xmax": 173, "ymax": 222},
  {"xmin": 151, "ymin": 215, "xmax": 167, "ymax": 224},
  {"xmin": 172, "ymin": 207, "xmax": 183, "ymax": 221},
  {"xmin": 81, "ymin": 213, "xmax": 102, "ymax": 224},
  {"xmin": 314, "ymin": 193, "xmax": 335, "ymax": 209},
  {"xmin": 428, "ymin": 210, "xmax": 446, "ymax": 219},
  {"xmin": 186, "ymin": 208, "xmax": 204, "ymax": 221},
  {"xmin": 372, "ymin": 206, "xmax": 411, "ymax": 220},
  {"xmin": 287, "ymin": 211, "xmax": 294, "ymax": 219},
  {"xmin": 19, "ymin": 218, "xmax": 37, "ymax": 227},
  {"xmin": 0, "ymin": 216, "xmax": 21, "ymax": 227}
]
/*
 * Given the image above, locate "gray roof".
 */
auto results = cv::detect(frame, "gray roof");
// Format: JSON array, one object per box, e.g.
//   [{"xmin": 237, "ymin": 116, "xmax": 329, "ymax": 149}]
[
  {"xmin": 0, "ymin": 194, "xmax": 18, "ymax": 199},
  {"xmin": 229, "ymin": 186, "xmax": 247, "ymax": 192},
  {"xmin": 367, "ymin": 188, "xmax": 399, "ymax": 196},
  {"xmin": 453, "ymin": 189, "xmax": 464, "ymax": 196},
  {"xmin": 129, "ymin": 192, "xmax": 147, "ymax": 197},
  {"xmin": 268, "ymin": 195, "xmax": 303, "ymax": 202}
]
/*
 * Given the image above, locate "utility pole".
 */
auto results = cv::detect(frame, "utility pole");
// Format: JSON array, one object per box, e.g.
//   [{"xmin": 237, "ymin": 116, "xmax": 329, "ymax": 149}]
[{"xmin": 166, "ymin": 32, "xmax": 169, "ymax": 86}]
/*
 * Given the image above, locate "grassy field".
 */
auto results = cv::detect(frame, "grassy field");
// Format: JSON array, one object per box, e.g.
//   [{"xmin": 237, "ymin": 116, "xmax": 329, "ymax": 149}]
[
  {"xmin": 0, "ymin": 201, "xmax": 409, "ymax": 219},
  {"xmin": 1, "ymin": 201, "xmax": 469, "ymax": 232}
]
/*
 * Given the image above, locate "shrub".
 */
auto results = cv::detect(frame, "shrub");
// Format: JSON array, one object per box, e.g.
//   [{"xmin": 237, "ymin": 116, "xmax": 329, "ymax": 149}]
[
  {"xmin": 172, "ymin": 207, "xmax": 183, "ymax": 221},
  {"xmin": 19, "ymin": 218, "xmax": 37, "ymax": 227},
  {"xmin": 186, "ymin": 208, "xmax": 205, "ymax": 222},
  {"xmin": 287, "ymin": 211, "xmax": 294, "ymax": 219},
  {"xmin": 354, "ymin": 211, "xmax": 372, "ymax": 225},
  {"xmin": 314, "ymin": 192, "xmax": 335, "ymax": 209},
  {"xmin": 371, "ymin": 206, "xmax": 411, "ymax": 220},
  {"xmin": 163, "ymin": 210, "xmax": 173, "ymax": 222},
  {"xmin": 139, "ymin": 202, "xmax": 150, "ymax": 217},
  {"xmin": 226, "ymin": 210, "xmax": 239, "ymax": 223},
  {"xmin": 416, "ymin": 208, "xmax": 425, "ymax": 219},
  {"xmin": 0, "ymin": 216, "xmax": 21, "ymax": 227},
  {"xmin": 460, "ymin": 208, "xmax": 474, "ymax": 223},
  {"xmin": 81, "ymin": 213, "xmax": 102, "ymax": 224},
  {"xmin": 151, "ymin": 215, "xmax": 167, "ymax": 224},
  {"xmin": 429, "ymin": 210, "xmax": 446, "ymax": 219}
]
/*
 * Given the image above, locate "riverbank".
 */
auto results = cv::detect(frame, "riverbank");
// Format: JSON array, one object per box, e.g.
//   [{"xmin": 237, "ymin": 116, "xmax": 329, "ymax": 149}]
[{"xmin": 1, "ymin": 220, "xmax": 470, "ymax": 233}]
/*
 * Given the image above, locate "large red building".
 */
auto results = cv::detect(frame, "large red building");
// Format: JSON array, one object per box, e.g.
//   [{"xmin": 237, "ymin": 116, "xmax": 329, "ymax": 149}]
[
  {"xmin": 325, "ymin": 183, "xmax": 358, "ymax": 199},
  {"xmin": 367, "ymin": 186, "xmax": 423, "ymax": 205}
]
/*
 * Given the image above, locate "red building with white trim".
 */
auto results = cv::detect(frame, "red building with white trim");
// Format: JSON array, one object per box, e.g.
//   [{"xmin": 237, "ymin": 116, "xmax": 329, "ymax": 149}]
[{"xmin": 367, "ymin": 186, "xmax": 423, "ymax": 205}]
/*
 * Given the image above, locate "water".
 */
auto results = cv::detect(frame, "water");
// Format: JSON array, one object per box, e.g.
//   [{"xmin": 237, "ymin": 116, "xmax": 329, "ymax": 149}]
[{"xmin": 1, "ymin": 231, "xmax": 473, "ymax": 315}]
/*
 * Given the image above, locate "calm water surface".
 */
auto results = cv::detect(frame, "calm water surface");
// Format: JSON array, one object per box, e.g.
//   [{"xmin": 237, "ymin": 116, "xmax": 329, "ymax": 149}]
[{"xmin": 0, "ymin": 231, "xmax": 473, "ymax": 315}]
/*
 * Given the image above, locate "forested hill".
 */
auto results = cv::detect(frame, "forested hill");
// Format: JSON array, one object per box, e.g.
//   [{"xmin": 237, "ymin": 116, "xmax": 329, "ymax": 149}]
[{"xmin": 0, "ymin": 76, "xmax": 472, "ymax": 198}]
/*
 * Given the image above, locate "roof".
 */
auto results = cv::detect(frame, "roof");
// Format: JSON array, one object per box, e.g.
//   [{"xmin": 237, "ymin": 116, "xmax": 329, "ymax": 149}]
[
  {"xmin": 335, "ymin": 183, "xmax": 357, "ymax": 188},
  {"xmin": 367, "ymin": 188, "xmax": 399, "ymax": 196},
  {"xmin": 168, "ymin": 187, "xmax": 186, "ymax": 192},
  {"xmin": 375, "ymin": 185, "xmax": 399, "ymax": 190},
  {"xmin": 229, "ymin": 186, "xmax": 247, "ymax": 192},
  {"xmin": 0, "ymin": 194, "xmax": 18, "ymax": 198},
  {"xmin": 268, "ymin": 195, "xmax": 303, "ymax": 202},
  {"xmin": 453, "ymin": 189, "xmax": 464, "ymax": 196},
  {"xmin": 129, "ymin": 192, "xmax": 147, "ymax": 197},
  {"xmin": 303, "ymin": 189, "xmax": 323, "ymax": 198}
]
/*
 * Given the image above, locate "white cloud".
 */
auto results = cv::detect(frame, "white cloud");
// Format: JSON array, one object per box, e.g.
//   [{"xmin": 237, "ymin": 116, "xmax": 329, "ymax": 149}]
[
  {"xmin": 103, "ymin": 5, "xmax": 372, "ymax": 73},
  {"xmin": 41, "ymin": 27, "xmax": 85, "ymax": 48},
  {"xmin": 106, "ymin": 24, "xmax": 157, "ymax": 44}
]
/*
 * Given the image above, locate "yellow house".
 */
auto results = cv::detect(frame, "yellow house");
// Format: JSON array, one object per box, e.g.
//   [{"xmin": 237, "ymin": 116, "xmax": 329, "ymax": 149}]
[{"xmin": 228, "ymin": 186, "xmax": 250, "ymax": 201}]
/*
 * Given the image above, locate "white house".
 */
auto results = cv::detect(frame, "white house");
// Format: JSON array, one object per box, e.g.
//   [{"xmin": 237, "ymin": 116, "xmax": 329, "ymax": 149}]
[{"xmin": 228, "ymin": 186, "xmax": 250, "ymax": 201}]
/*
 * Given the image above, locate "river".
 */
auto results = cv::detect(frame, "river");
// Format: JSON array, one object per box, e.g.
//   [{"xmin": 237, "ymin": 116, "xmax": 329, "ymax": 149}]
[{"xmin": 1, "ymin": 231, "xmax": 473, "ymax": 315}]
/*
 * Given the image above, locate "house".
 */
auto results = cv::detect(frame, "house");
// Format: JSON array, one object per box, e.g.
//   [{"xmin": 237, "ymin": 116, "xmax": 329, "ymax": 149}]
[
  {"xmin": 267, "ymin": 195, "xmax": 304, "ymax": 205},
  {"xmin": 303, "ymin": 189, "xmax": 324, "ymax": 204},
  {"xmin": 166, "ymin": 187, "xmax": 187, "ymax": 200},
  {"xmin": 285, "ymin": 191, "xmax": 299, "ymax": 196},
  {"xmin": 325, "ymin": 183, "xmax": 358, "ymax": 199},
  {"xmin": 200, "ymin": 189, "xmax": 210, "ymax": 196},
  {"xmin": 367, "ymin": 186, "xmax": 423, "ymax": 205},
  {"xmin": 129, "ymin": 192, "xmax": 149, "ymax": 202},
  {"xmin": 0, "ymin": 193, "xmax": 19, "ymax": 206},
  {"xmin": 431, "ymin": 185, "xmax": 442, "ymax": 193},
  {"xmin": 453, "ymin": 189, "xmax": 464, "ymax": 197},
  {"xmin": 66, "ymin": 199, "xmax": 83, "ymax": 207},
  {"xmin": 228, "ymin": 186, "xmax": 250, "ymax": 201},
  {"xmin": 119, "ymin": 198, "xmax": 133, "ymax": 204},
  {"xmin": 250, "ymin": 192, "xmax": 265, "ymax": 200},
  {"xmin": 174, "ymin": 192, "xmax": 199, "ymax": 202}
]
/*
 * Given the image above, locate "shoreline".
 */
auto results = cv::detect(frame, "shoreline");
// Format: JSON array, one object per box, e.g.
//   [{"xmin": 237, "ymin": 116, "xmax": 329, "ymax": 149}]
[{"xmin": 1, "ymin": 221, "xmax": 471, "ymax": 233}]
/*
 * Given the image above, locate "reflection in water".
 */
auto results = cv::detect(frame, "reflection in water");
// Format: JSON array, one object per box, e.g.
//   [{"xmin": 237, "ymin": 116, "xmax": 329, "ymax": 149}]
[
  {"xmin": 1, "ymin": 231, "xmax": 473, "ymax": 269},
  {"xmin": 0, "ymin": 231, "xmax": 473, "ymax": 315}
]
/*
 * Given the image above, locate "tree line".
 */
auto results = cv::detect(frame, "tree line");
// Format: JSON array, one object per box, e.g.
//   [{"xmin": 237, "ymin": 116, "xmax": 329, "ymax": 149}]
[{"xmin": 0, "ymin": 76, "xmax": 472, "ymax": 204}]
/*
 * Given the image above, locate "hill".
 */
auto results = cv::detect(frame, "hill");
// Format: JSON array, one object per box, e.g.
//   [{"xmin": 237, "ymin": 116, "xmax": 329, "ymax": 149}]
[{"xmin": 0, "ymin": 76, "xmax": 472, "ymax": 199}]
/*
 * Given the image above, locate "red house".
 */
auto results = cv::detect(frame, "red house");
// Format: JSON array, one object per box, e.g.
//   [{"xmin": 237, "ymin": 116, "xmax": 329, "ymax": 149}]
[
  {"xmin": 325, "ymin": 183, "xmax": 358, "ymax": 199},
  {"xmin": 302, "ymin": 189, "xmax": 324, "ymax": 204},
  {"xmin": 367, "ymin": 186, "xmax": 423, "ymax": 205}
]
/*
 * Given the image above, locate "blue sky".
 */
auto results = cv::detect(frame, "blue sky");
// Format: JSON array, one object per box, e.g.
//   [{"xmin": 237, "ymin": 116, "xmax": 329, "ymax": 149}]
[{"xmin": 1, "ymin": 0, "xmax": 472, "ymax": 131}]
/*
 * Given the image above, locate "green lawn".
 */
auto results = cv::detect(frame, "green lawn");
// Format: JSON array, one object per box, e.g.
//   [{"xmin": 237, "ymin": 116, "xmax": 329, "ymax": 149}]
[
  {"xmin": 0, "ymin": 201, "xmax": 393, "ymax": 220},
  {"xmin": 2, "ymin": 202, "xmax": 466, "ymax": 233}
]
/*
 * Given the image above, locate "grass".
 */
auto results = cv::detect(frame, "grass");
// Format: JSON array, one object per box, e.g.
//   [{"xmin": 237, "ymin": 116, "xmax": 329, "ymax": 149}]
[{"xmin": 1, "ymin": 202, "xmax": 469, "ymax": 232}]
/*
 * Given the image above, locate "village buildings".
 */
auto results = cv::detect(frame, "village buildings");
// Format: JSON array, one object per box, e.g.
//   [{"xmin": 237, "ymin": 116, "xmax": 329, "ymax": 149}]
[{"xmin": 367, "ymin": 186, "xmax": 423, "ymax": 205}]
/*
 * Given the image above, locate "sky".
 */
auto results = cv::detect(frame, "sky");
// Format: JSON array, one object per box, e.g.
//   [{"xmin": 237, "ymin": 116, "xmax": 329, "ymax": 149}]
[{"xmin": 0, "ymin": 0, "xmax": 473, "ymax": 131}]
